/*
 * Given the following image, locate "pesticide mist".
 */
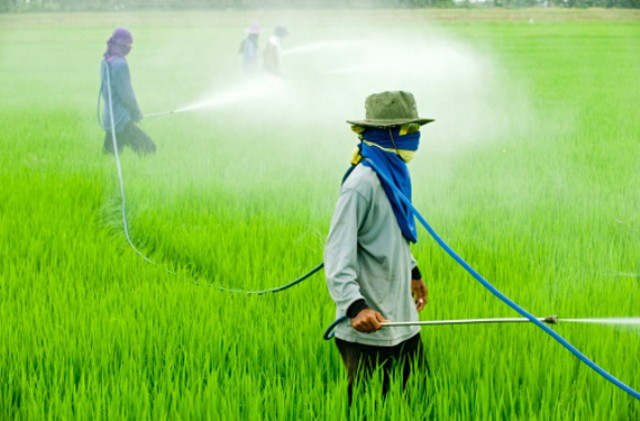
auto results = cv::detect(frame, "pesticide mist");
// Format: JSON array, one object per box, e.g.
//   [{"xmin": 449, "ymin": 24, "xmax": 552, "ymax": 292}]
[
  {"xmin": 137, "ymin": 20, "xmax": 531, "ymax": 203},
  {"xmin": 157, "ymin": 25, "xmax": 526, "ymax": 160}
]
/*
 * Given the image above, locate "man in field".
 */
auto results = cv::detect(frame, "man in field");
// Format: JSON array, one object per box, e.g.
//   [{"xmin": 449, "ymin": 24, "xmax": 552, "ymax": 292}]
[
  {"xmin": 324, "ymin": 91, "xmax": 433, "ymax": 404},
  {"xmin": 239, "ymin": 20, "xmax": 262, "ymax": 77},
  {"xmin": 262, "ymin": 25, "xmax": 288, "ymax": 76},
  {"xmin": 100, "ymin": 27, "xmax": 156, "ymax": 156}
]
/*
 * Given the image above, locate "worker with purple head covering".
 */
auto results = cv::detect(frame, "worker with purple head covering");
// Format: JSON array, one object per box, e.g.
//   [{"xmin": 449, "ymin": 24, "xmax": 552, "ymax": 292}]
[
  {"xmin": 238, "ymin": 20, "xmax": 262, "ymax": 77},
  {"xmin": 100, "ymin": 27, "xmax": 156, "ymax": 155}
]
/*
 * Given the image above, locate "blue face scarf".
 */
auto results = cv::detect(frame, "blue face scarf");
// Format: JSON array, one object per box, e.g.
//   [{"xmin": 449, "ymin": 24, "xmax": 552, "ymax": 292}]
[{"xmin": 354, "ymin": 127, "xmax": 420, "ymax": 243}]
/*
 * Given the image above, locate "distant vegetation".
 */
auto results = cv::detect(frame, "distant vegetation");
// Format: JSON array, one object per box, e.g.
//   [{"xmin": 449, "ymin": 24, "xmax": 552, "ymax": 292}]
[
  {"xmin": 1, "ymin": 0, "xmax": 639, "ymax": 13},
  {"xmin": 1, "ymin": 7, "xmax": 639, "ymax": 419}
]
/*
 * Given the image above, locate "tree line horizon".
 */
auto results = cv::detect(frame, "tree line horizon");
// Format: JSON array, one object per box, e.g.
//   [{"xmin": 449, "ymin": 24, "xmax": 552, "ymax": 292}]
[{"xmin": 1, "ymin": 0, "xmax": 638, "ymax": 12}]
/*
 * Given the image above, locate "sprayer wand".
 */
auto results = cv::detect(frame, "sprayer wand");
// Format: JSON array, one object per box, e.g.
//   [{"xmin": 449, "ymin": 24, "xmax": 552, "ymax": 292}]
[
  {"xmin": 380, "ymin": 315, "xmax": 559, "ymax": 327},
  {"xmin": 323, "ymin": 315, "xmax": 558, "ymax": 340},
  {"xmin": 145, "ymin": 110, "xmax": 175, "ymax": 118}
]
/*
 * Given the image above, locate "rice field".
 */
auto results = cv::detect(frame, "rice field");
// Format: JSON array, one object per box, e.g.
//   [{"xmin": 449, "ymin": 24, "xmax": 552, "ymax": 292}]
[{"xmin": 1, "ymin": 7, "xmax": 639, "ymax": 420}]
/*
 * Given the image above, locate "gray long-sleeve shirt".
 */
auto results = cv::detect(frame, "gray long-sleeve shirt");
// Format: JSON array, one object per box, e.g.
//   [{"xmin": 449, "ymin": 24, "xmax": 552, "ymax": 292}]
[
  {"xmin": 101, "ymin": 57, "xmax": 142, "ymax": 133},
  {"xmin": 324, "ymin": 164, "xmax": 420, "ymax": 346}
]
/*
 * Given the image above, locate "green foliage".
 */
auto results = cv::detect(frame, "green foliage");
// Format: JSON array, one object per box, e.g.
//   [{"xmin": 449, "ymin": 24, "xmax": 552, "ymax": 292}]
[{"xmin": 1, "ymin": 9, "xmax": 639, "ymax": 420}]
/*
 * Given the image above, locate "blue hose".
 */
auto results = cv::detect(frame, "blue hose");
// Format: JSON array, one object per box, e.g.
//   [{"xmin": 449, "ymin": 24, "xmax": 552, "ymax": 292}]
[
  {"xmin": 100, "ymin": 63, "xmax": 323, "ymax": 295},
  {"xmin": 325, "ymin": 158, "xmax": 639, "ymax": 401},
  {"xmin": 323, "ymin": 315, "xmax": 348, "ymax": 340},
  {"xmin": 216, "ymin": 263, "xmax": 324, "ymax": 295}
]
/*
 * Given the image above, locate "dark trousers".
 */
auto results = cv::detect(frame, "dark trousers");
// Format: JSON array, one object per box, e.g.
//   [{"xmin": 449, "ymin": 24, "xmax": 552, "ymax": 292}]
[
  {"xmin": 336, "ymin": 333, "xmax": 427, "ymax": 406},
  {"xmin": 103, "ymin": 122, "xmax": 156, "ymax": 156}
]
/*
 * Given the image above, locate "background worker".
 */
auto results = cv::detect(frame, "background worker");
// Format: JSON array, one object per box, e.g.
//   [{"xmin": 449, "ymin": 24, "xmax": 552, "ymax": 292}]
[
  {"xmin": 238, "ymin": 20, "xmax": 262, "ymax": 77},
  {"xmin": 100, "ymin": 27, "xmax": 156, "ymax": 156},
  {"xmin": 262, "ymin": 25, "xmax": 288, "ymax": 76},
  {"xmin": 324, "ymin": 91, "xmax": 434, "ymax": 405}
]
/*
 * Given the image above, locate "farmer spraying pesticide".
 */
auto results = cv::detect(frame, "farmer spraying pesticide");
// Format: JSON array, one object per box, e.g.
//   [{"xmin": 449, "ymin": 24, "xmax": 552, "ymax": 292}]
[
  {"xmin": 324, "ymin": 91, "xmax": 434, "ymax": 405},
  {"xmin": 238, "ymin": 20, "xmax": 262, "ymax": 77},
  {"xmin": 262, "ymin": 25, "xmax": 288, "ymax": 77},
  {"xmin": 100, "ymin": 28, "xmax": 156, "ymax": 156}
]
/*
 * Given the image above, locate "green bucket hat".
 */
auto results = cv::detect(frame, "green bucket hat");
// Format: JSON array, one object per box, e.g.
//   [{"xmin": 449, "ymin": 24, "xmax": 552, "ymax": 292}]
[{"xmin": 346, "ymin": 91, "xmax": 434, "ymax": 128}]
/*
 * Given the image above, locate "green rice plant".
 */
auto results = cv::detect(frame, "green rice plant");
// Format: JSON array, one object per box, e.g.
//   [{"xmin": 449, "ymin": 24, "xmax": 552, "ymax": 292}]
[{"xmin": 1, "ymin": 8, "xmax": 639, "ymax": 420}]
